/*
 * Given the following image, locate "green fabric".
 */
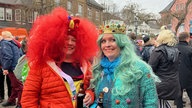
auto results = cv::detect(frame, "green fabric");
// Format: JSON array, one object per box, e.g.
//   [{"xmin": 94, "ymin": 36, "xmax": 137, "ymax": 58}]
[
  {"xmin": 22, "ymin": 63, "xmax": 29, "ymax": 83},
  {"xmin": 95, "ymin": 61, "xmax": 158, "ymax": 108},
  {"xmin": 14, "ymin": 55, "xmax": 27, "ymax": 81},
  {"xmin": 111, "ymin": 71, "xmax": 158, "ymax": 108}
]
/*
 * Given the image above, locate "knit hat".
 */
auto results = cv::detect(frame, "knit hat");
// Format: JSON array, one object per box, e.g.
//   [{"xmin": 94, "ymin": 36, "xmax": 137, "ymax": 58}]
[{"xmin": 143, "ymin": 36, "xmax": 150, "ymax": 43}]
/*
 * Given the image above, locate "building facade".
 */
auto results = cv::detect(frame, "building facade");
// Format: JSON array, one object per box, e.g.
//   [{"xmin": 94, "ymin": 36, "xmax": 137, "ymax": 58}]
[
  {"xmin": 0, "ymin": 0, "xmax": 33, "ymax": 29},
  {"xmin": 0, "ymin": 0, "xmax": 104, "ymax": 31},
  {"xmin": 160, "ymin": 0, "xmax": 192, "ymax": 34}
]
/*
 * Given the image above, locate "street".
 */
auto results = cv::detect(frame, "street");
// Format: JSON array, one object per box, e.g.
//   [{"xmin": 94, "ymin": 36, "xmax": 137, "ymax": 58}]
[
  {"xmin": 0, "ymin": 77, "xmax": 191, "ymax": 108},
  {"xmin": 169, "ymin": 92, "xmax": 191, "ymax": 108}
]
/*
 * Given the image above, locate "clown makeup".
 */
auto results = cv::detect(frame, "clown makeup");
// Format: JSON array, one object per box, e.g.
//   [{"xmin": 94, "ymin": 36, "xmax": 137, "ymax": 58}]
[{"xmin": 101, "ymin": 34, "xmax": 120, "ymax": 62}]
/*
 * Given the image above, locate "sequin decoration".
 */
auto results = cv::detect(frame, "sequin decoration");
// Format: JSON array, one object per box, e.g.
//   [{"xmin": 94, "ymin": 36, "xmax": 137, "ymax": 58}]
[
  {"xmin": 115, "ymin": 99, "xmax": 120, "ymax": 104},
  {"xmin": 103, "ymin": 87, "xmax": 109, "ymax": 93},
  {"xmin": 126, "ymin": 98, "xmax": 131, "ymax": 104},
  {"xmin": 147, "ymin": 74, "xmax": 151, "ymax": 78}
]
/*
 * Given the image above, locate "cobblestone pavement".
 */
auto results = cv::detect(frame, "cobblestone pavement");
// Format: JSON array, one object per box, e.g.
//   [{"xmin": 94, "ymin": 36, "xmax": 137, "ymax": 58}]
[
  {"xmin": 0, "ymin": 76, "xmax": 16, "ymax": 108},
  {"xmin": 169, "ymin": 91, "xmax": 191, "ymax": 108},
  {"xmin": 0, "ymin": 77, "xmax": 191, "ymax": 108}
]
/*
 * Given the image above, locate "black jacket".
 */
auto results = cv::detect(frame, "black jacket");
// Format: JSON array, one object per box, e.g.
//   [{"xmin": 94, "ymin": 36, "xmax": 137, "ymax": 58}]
[
  {"xmin": 148, "ymin": 44, "xmax": 181, "ymax": 100},
  {"xmin": 176, "ymin": 41, "xmax": 192, "ymax": 89},
  {"xmin": 141, "ymin": 45, "xmax": 154, "ymax": 63}
]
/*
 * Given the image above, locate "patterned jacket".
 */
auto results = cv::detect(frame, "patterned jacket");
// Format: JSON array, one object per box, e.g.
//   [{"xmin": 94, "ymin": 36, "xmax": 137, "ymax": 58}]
[{"xmin": 93, "ymin": 62, "xmax": 158, "ymax": 108}]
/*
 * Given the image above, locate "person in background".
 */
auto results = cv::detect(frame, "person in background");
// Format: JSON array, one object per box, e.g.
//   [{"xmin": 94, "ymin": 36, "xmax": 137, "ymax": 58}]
[
  {"xmin": 0, "ymin": 35, "xmax": 11, "ymax": 103},
  {"xmin": 176, "ymin": 32, "xmax": 192, "ymax": 108},
  {"xmin": 141, "ymin": 35, "xmax": 155, "ymax": 63},
  {"xmin": 128, "ymin": 32, "xmax": 141, "ymax": 56},
  {"xmin": 189, "ymin": 33, "xmax": 192, "ymax": 47},
  {"xmin": 160, "ymin": 25, "xmax": 168, "ymax": 31},
  {"xmin": 21, "ymin": 7, "xmax": 98, "ymax": 108},
  {"xmin": 89, "ymin": 23, "xmax": 160, "ymax": 108},
  {"xmin": 10, "ymin": 38, "xmax": 28, "ymax": 108},
  {"xmin": 14, "ymin": 38, "xmax": 28, "ymax": 82},
  {"xmin": 148, "ymin": 30, "xmax": 181, "ymax": 108},
  {"xmin": 136, "ymin": 39, "xmax": 143, "ymax": 51},
  {"xmin": 0, "ymin": 31, "xmax": 23, "ymax": 108},
  {"xmin": 0, "ymin": 66, "xmax": 3, "ymax": 103}
]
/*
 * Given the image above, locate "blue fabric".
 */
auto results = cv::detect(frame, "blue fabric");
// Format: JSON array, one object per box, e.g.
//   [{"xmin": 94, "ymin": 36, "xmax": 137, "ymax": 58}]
[
  {"xmin": 0, "ymin": 40, "xmax": 22, "ymax": 71},
  {"xmin": 89, "ymin": 101, "xmax": 98, "ymax": 108},
  {"xmin": 100, "ymin": 56, "xmax": 120, "ymax": 81},
  {"xmin": 97, "ymin": 74, "xmax": 113, "ymax": 107}
]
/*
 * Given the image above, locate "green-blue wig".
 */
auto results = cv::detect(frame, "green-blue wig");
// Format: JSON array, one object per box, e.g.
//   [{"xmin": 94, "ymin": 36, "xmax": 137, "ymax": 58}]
[{"xmin": 90, "ymin": 33, "xmax": 159, "ymax": 96}]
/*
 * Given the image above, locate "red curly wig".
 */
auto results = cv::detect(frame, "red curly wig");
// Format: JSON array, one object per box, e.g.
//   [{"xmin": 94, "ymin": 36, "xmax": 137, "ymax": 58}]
[{"xmin": 27, "ymin": 7, "xmax": 98, "ymax": 68}]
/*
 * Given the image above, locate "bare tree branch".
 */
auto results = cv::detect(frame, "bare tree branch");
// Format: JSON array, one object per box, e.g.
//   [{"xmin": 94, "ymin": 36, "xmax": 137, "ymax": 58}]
[{"xmin": 170, "ymin": 0, "xmax": 192, "ymax": 33}]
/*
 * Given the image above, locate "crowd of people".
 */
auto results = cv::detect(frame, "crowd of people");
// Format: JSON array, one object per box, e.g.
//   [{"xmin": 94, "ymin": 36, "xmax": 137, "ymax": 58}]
[{"xmin": 0, "ymin": 7, "xmax": 192, "ymax": 108}]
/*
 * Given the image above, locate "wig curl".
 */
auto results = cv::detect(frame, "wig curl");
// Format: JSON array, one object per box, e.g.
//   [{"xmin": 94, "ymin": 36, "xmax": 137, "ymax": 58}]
[{"xmin": 27, "ymin": 7, "xmax": 98, "ymax": 68}]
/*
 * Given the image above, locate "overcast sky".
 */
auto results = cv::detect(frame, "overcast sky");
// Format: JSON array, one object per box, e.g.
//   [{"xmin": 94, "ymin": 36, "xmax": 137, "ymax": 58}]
[{"xmin": 96, "ymin": 0, "xmax": 173, "ymax": 14}]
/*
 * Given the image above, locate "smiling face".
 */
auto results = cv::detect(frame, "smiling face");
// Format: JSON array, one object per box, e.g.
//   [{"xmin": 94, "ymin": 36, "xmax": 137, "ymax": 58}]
[
  {"xmin": 64, "ymin": 35, "xmax": 76, "ymax": 57},
  {"xmin": 101, "ymin": 34, "xmax": 120, "ymax": 61}
]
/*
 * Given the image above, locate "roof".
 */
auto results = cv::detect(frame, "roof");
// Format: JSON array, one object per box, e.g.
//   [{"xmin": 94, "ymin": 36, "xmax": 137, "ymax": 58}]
[
  {"xmin": 87, "ymin": 0, "xmax": 104, "ymax": 10},
  {"xmin": 0, "ymin": 0, "xmax": 17, "ymax": 5},
  {"xmin": 159, "ymin": 0, "xmax": 175, "ymax": 13},
  {"xmin": 0, "ymin": 0, "xmax": 32, "ymax": 6}
]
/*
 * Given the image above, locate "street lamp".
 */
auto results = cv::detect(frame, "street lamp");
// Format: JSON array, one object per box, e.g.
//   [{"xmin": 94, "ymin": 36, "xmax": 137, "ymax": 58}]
[{"xmin": 134, "ymin": 16, "xmax": 138, "ymax": 37}]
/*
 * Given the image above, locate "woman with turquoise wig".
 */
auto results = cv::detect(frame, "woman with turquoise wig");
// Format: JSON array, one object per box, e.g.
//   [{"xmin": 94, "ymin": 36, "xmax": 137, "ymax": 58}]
[{"xmin": 88, "ymin": 23, "xmax": 160, "ymax": 108}]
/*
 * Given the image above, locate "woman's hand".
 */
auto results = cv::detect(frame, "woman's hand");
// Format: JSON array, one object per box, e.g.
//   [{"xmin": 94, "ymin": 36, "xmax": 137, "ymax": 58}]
[{"xmin": 83, "ymin": 93, "xmax": 93, "ymax": 107}]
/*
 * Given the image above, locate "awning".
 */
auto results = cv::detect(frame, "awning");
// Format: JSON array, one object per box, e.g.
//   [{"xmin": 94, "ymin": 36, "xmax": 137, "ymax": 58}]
[{"xmin": 0, "ymin": 27, "xmax": 28, "ymax": 41}]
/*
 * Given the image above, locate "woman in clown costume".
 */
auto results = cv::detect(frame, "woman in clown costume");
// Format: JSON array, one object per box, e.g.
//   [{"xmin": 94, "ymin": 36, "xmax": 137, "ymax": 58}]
[{"xmin": 21, "ymin": 7, "xmax": 98, "ymax": 108}]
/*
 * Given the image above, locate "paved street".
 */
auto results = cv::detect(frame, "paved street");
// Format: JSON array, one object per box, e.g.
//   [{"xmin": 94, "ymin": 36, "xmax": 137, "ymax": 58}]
[
  {"xmin": 1, "ymin": 76, "xmax": 16, "ymax": 108},
  {"xmin": 169, "ymin": 92, "xmax": 191, "ymax": 108},
  {"xmin": 0, "ymin": 77, "xmax": 191, "ymax": 108}
]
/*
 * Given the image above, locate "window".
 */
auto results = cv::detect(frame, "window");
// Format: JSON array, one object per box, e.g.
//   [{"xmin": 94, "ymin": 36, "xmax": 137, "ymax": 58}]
[
  {"xmin": 88, "ymin": 8, "xmax": 92, "ymax": 19},
  {"xmin": 96, "ymin": 11, "xmax": 99, "ymax": 20},
  {"xmin": 190, "ymin": 20, "xmax": 192, "ymax": 33},
  {"xmin": 28, "ymin": 11, "xmax": 33, "ymax": 23},
  {"xmin": 78, "ymin": 4, "xmax": 83, "ymax": 16},
  {"xmin": 180, "ymin": 3, "xmax": 185, "ymax": 10},
  {"xmin": 34, "ymin": 11, "xmax": 38, "ymax": 20},
  {"xmin": 67, "ymin": 1, "xmax": 72, "ymax": 11},
  {"xmin": 6, "ymin": 8, "xmax": 12, "ymax": 21},
  {"xmin": 176, "ymin": 4, "xmax": 179, "ymax": 11},
  {"xmin": 22, "ymin": 11, "xmax": 26, "ymax": 22},
  {"xmin": 0, "ymin": 7, "xmax": 4, "ymax": 20},
  {"xmin": 55, "ymin": 0, "xmax": 60, "ymax": 6},
  {"xmin": 15, "ymin": 9, "xmax": 21, "ymax": 21}
]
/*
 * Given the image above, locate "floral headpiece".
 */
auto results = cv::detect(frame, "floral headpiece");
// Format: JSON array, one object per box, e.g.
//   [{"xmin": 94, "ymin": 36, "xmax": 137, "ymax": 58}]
[{"xmin": 102, "ymin": 22, "xmax": 126, "ymax": 34}]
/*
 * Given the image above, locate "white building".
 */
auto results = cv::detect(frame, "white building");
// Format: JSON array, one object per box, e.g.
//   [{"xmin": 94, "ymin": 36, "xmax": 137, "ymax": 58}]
[{"xmin": 126, "ymin": 21, "xmax": 160, "ymax": 36}]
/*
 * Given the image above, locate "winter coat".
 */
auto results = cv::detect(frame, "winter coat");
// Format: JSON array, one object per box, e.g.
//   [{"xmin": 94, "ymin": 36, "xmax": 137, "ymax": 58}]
[
  {"xmin": 131, "ymin": 40, "xmax": 141, "ymax": 57},
  {"xmin": 21, "ymin": 61, "xmax": 94, "ymax": 108},
  {"xmin": 141, "ymin": 45, "xmax": 154, "ymax": 63},
  {"xmin": 176, "ymin": 41, "xmax": 192, "ymax": 89},
  {"xmin": 0, "ymin": 39, "xmax": 22, "ymax": 71},
  {"xmin": 148, "ymin": 44, "xmax": 181, "ymax": 100},
  {"xmin": 92, "ymin": 61, "xmax": 158, "ymax": 108}
]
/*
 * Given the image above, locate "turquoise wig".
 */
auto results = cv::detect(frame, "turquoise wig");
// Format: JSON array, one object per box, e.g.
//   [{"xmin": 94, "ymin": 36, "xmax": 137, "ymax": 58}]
[{"xmin": 90, "ymin": 33, "xmax": 159, "ymax": 96}]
